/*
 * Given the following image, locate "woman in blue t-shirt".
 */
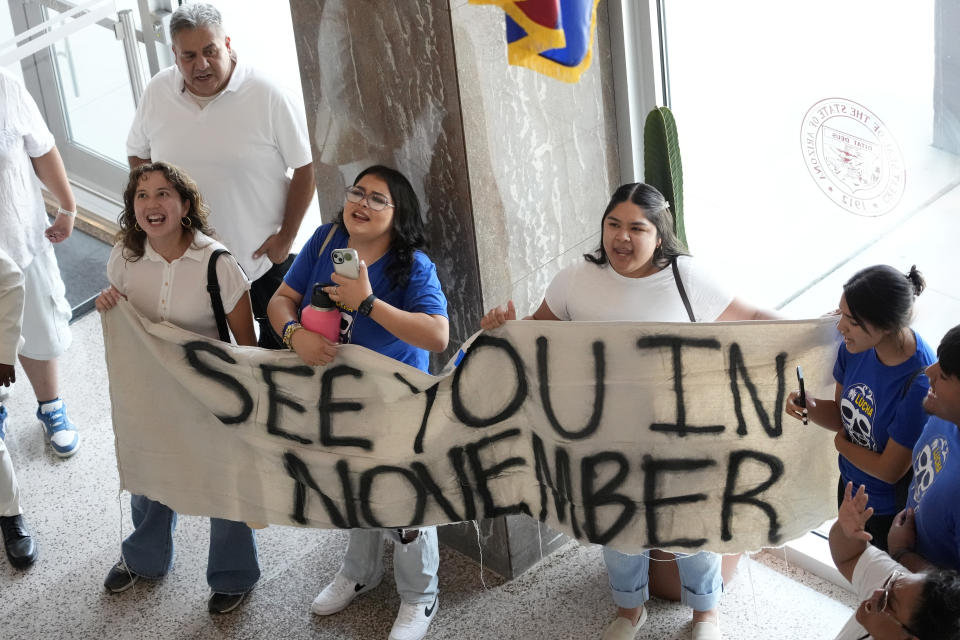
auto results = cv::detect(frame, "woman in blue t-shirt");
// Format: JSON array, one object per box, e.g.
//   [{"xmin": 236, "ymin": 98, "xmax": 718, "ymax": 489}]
[
  {"xmin": 786, "ymin": 264, "xmax": 934, "ymax": 550},
  {"xmin": 267, "ymin": 165, "xmax": 448, "ymax": 639}
]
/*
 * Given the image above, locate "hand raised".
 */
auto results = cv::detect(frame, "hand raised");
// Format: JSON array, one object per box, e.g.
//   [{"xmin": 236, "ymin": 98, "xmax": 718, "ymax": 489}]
[
  {"xmin": 480, "ymin": 300, "xmax": 516, "ymax": 330},
  {"xmin": 838, "ymin": 481, "xmax": 874, "ymax": 541}
]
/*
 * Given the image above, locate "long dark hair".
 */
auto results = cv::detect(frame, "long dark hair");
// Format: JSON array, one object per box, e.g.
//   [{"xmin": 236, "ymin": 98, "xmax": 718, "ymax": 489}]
[
  {"xmin": 843, "ymin": 264, "xmax": 924, "ymax": 334},
  {"xmin": 334, "ymin": 165, "xmax": 425, "ymax": 288},
  {"xmin": 116, "ymin": 162, "xmax": 213, "ymax": 261},
  {"xmin": 584, "ymin": 182, "xmax": 688, "ymax": 268}
]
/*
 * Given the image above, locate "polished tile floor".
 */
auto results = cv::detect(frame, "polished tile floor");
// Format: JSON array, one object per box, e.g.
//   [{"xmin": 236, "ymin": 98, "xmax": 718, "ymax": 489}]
[{"xmin": 2, "ymin": 182, "xmax": 958, "ymax": 639}]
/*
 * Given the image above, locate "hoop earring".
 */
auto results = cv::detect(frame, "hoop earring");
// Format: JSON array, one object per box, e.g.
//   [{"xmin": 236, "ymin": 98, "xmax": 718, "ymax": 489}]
[
  {"xmin": 181, "ymin": 216, "xmax": 192, "ymax": 228},
  {"xmin": 134, "ymin": 222, "xmax": 142, "ymax": 232}
]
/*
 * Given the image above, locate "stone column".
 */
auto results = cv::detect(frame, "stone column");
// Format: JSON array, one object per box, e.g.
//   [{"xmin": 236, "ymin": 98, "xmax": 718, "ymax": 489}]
[{"xmin": 289, "ymin": 0, "xmax": 620, "ymax": 578}]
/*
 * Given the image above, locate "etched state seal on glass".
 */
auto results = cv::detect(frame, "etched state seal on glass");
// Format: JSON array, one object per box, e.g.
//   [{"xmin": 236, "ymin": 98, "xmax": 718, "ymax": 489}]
[{"xmin": 801, "ymin": 98, "xmax": 905, "ymax": 216}]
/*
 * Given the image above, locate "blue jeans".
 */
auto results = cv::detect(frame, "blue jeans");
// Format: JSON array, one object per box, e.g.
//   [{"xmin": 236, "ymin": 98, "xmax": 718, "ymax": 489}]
[
  {"xmin": 121, "ymin": 494, "xmax": 260, "ymax": 594},
  {"xmin": 340, "ymin": 527, "xmax": 439, "ymax": 605},
  {"xmin": 603, "ymin": 548, "xmax": 723, "ymax": 611}
]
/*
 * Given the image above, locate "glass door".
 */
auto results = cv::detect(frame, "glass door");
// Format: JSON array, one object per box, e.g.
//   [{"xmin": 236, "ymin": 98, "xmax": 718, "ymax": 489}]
[{"xmin": 7, "ymin": 0, "xmax": 173, "ymax": 217}]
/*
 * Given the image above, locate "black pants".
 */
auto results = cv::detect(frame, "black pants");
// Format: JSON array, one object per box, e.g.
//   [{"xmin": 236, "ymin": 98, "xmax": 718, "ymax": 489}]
[
  {"xmin": 249, "ymin": 254, "xmax": 295, "ymax": 350},
  {"xmin": 837, "ymin": 473, "xmax": 912, "ymax": 552}
]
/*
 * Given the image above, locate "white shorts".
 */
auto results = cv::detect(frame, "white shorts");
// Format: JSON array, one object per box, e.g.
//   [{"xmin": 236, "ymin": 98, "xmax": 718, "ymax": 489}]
[{"xmin": 19, "ymin": 246, "xmax": 71, "ymax": 360}]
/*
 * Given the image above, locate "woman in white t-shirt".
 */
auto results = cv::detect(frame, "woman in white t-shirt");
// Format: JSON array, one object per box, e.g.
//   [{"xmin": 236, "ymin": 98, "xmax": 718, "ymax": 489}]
[
  {"xmin": 95, "ymin": 161, "xmax": 260, "ymax": 614},
  {"xmin": 481, "ymin": 183, "xmax": 777, "ymax": 640}
]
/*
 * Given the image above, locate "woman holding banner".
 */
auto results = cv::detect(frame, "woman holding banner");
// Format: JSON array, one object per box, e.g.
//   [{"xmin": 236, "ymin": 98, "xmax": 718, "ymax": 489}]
[
  {"xmin": 785, "ymin": 265, "xmax": 934, "ymax": 551},
  {"xmin": 481, "ymin": 182, "xmax": 777, "ymax": 640},
  {"xmin": 267, "ymin": 165, "xmax": 448, "ymax": 640},
  {"xmin": 95, "ymin": 162, "xmax": 260, "ymax": 614}
]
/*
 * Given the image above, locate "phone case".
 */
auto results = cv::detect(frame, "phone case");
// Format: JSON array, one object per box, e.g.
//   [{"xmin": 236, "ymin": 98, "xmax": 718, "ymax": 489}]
[{"xmin": 331, "ymin": 248, "xmax": 360, "ymax": 279}]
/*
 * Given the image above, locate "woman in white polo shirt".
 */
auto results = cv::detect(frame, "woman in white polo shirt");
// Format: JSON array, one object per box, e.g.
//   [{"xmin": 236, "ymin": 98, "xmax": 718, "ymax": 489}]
[
  {"xmin": 481, "ymin": 182, "xmax": 778, "ymax": 640},
  {"xmin": 95, "ymin": 161, "xmax": 259, "ymax": 614}
]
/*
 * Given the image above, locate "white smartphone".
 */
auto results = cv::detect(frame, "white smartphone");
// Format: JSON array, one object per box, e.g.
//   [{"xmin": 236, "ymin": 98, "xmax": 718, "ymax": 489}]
[{"xmin": 331, "ymin": 248, "xmax": 360, "ymax": 279}]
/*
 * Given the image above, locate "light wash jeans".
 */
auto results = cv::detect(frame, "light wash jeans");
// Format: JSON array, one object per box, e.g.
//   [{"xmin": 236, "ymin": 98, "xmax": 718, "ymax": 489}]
[
  {"xmin": 340, "ymin": 526, "xmax": 439, "ymax": 605},
  {"xmin": 603, "ymin": 547, "xmax": 723, "ymax": 612},
  {"xmin": 121, "ymin": 493, "xmax": 260, "ymax": 594}
]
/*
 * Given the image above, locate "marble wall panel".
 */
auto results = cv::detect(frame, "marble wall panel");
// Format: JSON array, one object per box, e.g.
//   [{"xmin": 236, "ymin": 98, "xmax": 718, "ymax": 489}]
[
  {"xmin": 450, "ymin": 1, "xmax": 620, "ymax": 315},
  {"xmin": 288, "ymin": 0, "xmax": 482, "ymax": 367}
]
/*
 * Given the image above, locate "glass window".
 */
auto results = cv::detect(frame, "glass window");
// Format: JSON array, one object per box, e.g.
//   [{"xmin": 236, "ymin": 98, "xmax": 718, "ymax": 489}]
[
  {"xmin": 661, "ymin": 0, "xmax": 960, "ymax": 307},
  {"xmin": 47, "ymin": 7, "xmax": 137, "ymax": 166}
]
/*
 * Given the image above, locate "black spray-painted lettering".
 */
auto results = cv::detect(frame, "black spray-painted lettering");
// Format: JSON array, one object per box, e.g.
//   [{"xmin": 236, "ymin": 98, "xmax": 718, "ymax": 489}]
[
  {"xmin": 641, "ymin": 455, "xmax": 716, "ymax": 548},
  {"xmin": 336, "ymin": 459, "xmax": 360, "ymax": 528},
  {"xmin": 283, "ymin": 451, "xmax": 348, "ymax": 527},
  {"xmin": 182, "ymin": 341, "xmax": 253, "ymax": 425},
  {"xmin": 260, "ymin": 363, "xmax": 314, "ymax": 444},
  {"xmin": 581, "ymin": 451, "xmax": 635, "ymax": 545},
  {"xmin": 393, "ymin": 373, "xmax": 439, "ymax": 454},
  {"xmin": 465, "ymin": 428, "xmax": 532, "ymax": 518},
  {"xmin": 411, "ymin": 460, "xmax": 475, "ymax": 523},
  {"xmin": 636, "ymin": 336, "xmax": 724, "ymax": 436},
  {"xmin": 721, "ymin": 450, "xmax": 784, "ymax": 543},
  {"xmin": 531, "ymin": 433, "xmax": 581, "ymax": 538},
  {"xmin": 452, "ymin": 336, "xmax": 527, "ymax": 428},
  {"xmin": 318, "ymin": 365, "xmax": 369, "ymax": 450},
  {"xmin": 538, "ymin": 337, "xmax": 605, "ymax": 439},
  {"xmin": 446, "ymin": 446, "xmax": 478, "ymax": 522},
  {"xmin": 359, "ymin": 465, "xmax": 426, "ymax": 528},
  {"xmin": 728, "ymin": 344, "xmax": 787, "ymax": 437}
]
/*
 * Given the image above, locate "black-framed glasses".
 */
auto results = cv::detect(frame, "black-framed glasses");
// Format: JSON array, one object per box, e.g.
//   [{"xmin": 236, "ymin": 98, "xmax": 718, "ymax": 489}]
[
  {"xmin": 345, "ymin": 186, "xmax": 394, "ymax": 212},
  {"xmin": 856, "ymin": 571, "xmax": 919, "ymax": 639}
]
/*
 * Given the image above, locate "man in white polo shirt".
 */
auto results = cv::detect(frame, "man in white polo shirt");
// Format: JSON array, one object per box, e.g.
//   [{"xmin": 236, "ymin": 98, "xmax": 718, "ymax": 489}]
[{"xmin": 127, "ymin": 2, "xmax": 315, "ymax": 349}]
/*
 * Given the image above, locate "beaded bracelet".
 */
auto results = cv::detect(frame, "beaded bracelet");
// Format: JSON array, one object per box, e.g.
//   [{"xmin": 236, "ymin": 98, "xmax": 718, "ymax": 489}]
[{"xmin": 281, "ymin": 320, "xmax": 302, "ymax": 348}]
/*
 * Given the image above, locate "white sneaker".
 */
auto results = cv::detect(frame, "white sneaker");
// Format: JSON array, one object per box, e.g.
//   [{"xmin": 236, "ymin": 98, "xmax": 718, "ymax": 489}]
[
  {"xmin": 601, "ymin": 607, "xmax": 648, "ymax": 640},
  {"xmin": 310, "ymin": 571, "xmax": 382, "ymax": 616},
  {"xmin": 691, "ymin": 621, "xmax": 722, "ymax": 640},
  {"xmin": 388, "ymin": 596, "xmax": 438, "ymax": 640}
]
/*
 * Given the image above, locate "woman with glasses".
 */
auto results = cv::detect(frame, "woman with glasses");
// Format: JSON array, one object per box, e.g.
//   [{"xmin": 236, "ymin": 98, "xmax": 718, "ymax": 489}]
[
  {"xmin": 267, "ymin": 165, "xmax": 448, "ymax": 640},
  {"xmin": 831, "ymin": 482, "xmax": 960, "ymax": 640},
  {"xmin": 785, "ymin": 265, "xmax": 934, "ymax": 551},
  {"xmin": 481, "ymin": 183, "xmax": 778, "ymax": 640}
]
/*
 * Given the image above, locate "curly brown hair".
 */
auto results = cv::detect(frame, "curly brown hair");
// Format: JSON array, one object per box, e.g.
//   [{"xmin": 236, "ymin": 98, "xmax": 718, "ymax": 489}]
[{"xmin": 116, "ymin": 161, "xmax": 213, "ymax": 260}]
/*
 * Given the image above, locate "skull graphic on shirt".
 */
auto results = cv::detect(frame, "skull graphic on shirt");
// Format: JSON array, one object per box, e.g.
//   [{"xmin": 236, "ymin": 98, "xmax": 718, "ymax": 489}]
[
  {"xmin": 912, "ymin": 436, "xmax": 949, "ymax": 504},
  {"xmin": 840, "ymin": 383, "xmax": 876, "ymax": 450}
]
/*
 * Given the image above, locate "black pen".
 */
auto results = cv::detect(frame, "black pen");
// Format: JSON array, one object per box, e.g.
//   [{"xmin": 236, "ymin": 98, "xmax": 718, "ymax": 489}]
[{"xmin": 796, "ymin": 366, "xmax": 808, "ymax": 425}]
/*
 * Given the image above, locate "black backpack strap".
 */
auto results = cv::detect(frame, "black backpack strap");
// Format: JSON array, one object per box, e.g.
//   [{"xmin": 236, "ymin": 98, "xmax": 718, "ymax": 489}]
[
  {"xmin": 207, "ymin": 249, "xmax": 232, "ymax": 343},
  {"xmin": 671, "ymin": 257, "xmax": 696, "ymax": 323},
  {"xmin": 900, "ymin": 368, "xmax": 926, "ymax": 399}
]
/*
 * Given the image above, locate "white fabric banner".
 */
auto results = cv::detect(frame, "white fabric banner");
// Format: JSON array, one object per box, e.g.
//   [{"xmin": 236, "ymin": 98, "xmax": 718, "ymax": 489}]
[{"xmin": 103, "ymin": 301, "xmax": 841, "ymax": 554}]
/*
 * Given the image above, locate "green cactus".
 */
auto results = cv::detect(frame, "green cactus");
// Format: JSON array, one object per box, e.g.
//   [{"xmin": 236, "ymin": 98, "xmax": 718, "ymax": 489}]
[{"xmin": 643, "ymin": 106, "xmax": 686, "ymax": 249}]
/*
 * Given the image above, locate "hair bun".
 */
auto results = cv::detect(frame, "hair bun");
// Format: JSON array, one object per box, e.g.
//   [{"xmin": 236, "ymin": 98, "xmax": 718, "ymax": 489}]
[{"xmin": 906, "ymin": 265, "xmax": 926, "ymax": 297}]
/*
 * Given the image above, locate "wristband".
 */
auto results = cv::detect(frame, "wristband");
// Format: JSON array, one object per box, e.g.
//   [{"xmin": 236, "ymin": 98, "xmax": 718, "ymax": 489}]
[
  {"xmin": 358, "ymin": 294, "xmax": 377, "ymax": 317},
  {"xmin": 281, "ymin": 320, "xmax": 302, "ymax": 348},
  {"xmin": 57, "ymin": 207, "xmax": 77, "ymax": 218}
]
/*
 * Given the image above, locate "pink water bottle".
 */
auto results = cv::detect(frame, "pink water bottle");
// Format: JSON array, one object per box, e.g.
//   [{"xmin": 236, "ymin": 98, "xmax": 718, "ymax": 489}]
[{"xmin": 300, "ymin": 283, "xmax": 340, "ymax": 343}]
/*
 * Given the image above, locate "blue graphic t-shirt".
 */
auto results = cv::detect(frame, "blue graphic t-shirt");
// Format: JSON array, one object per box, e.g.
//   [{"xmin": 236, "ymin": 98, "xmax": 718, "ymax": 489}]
[
  {"xmin": 833, "ymin": 331, "xmax": 936, "ymax": 514},
  {"xmin": 908, "ymin": 416, "xmax": 960, "ymax": 570},
  {"xmin": 284, "ymin": 223, "xmax": 448, "ymax": 372}
]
